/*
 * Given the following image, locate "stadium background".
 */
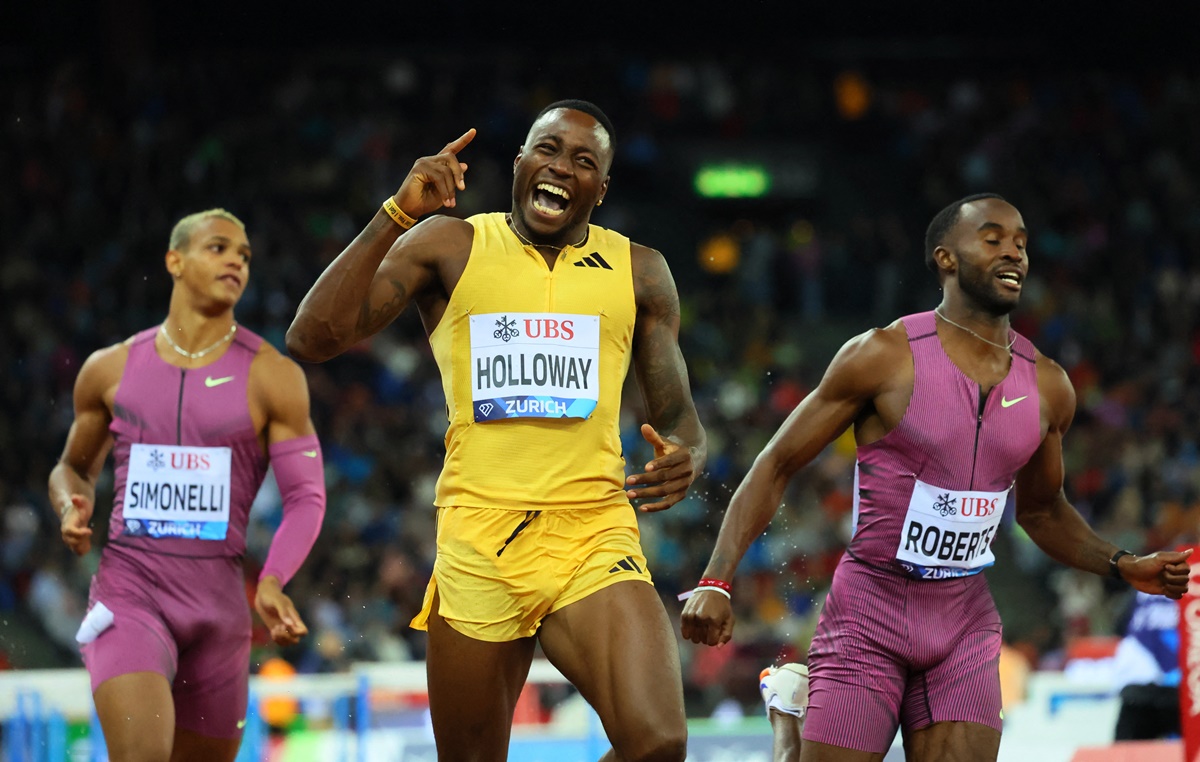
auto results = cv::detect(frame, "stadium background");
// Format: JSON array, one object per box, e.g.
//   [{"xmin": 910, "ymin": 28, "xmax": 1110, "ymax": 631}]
[{"xmin": 1, "ymin": 0, "xmax": 1197, "ymax": 752}]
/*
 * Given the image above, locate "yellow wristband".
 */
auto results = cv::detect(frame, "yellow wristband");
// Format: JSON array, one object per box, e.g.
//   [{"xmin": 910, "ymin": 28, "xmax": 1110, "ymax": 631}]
[{"xmin": 382, "ymin": 197, "xmax": 417, "ymax": 229}]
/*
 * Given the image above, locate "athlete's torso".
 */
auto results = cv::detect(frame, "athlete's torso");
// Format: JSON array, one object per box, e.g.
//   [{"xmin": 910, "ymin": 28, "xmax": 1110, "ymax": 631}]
[
  {"xmin": 429, "ymin": 212, "xmax": 637, "ymax": 511},
  {"xmin": 846, "ymin": 311, "xmax": 1043, "ymax": 579},
  {"xmin": 107, "ymin": 326, "xmax": 269, "ymax": 557}
]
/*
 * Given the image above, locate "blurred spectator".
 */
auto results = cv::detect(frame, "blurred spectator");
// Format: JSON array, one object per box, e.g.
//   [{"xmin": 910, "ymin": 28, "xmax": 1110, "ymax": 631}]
[
  {"xmin": 2, "ymin": 46, "xmax": 1197, "ymax": 717},
  {"xmin": 1111, "ymin": 591, "xmax": 1181, "ymax": 740}
]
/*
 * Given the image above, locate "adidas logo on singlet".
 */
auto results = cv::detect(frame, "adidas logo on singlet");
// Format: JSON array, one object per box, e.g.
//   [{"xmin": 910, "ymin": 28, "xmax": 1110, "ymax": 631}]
[{"xmin": 574, "ymin": 252, "xmax": 613, "ymax": 270}]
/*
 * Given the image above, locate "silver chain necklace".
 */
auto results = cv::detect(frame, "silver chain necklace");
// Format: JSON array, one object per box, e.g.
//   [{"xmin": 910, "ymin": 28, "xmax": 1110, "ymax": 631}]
[
  {"xmin": 159, "ymin": 322, "xmax": 238, "ymax": 360},
  {"xmin": 506, "ymin": 215, "xmax": 588, "ymax": 252},
  {"xmin": 934, "ymin": 308, "xmax": 1015, "ymax": 352}
]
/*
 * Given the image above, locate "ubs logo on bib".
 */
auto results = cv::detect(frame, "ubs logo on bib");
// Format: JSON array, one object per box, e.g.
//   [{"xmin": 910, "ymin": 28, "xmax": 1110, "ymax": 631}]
[
  {"xmin": 493, "ymin": 316, "xmax": 520, "ymax": 342},
  {"xmin": 148, "ymin": 449, "xmax": 165, "ymax": 471},
  {"xmin": 932, "ymin": 493, "xmax": 957, "ymax": 517}
]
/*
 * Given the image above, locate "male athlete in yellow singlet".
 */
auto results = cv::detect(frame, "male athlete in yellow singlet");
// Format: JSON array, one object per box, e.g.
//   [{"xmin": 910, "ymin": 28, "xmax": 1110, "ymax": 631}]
[{"xmin": 287, "ymin": 100, "xmax": 706, "ymax": 762}]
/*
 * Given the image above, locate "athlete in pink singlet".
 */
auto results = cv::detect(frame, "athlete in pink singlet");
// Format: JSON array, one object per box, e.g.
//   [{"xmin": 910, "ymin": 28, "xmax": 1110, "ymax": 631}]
[
  {"xmin": 681, "ymin": 195, "xmax": 1191, "ymax": 762},
  {"xmin": 49, "ymin": 210, "xmax": 326, "ymax": 762}
]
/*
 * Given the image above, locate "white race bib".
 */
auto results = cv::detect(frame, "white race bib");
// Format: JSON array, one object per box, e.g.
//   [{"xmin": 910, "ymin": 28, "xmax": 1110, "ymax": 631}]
[
  {"xmin": 469, "ymin": 313, "xmax": 600, "ymax": 421},
  {"xmin": 122, "ymin": 443, "xmax": 232, "ymax": 541},
  {"xmin": 895, "ymin": 478, "xmax": 1010, "ymax": 580}
]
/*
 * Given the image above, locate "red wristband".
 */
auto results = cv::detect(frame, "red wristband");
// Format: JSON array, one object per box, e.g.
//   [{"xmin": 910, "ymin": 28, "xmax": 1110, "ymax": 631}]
[{"xmin": 697, "ymin": 578, "xmax": 732, "ymax": 593}]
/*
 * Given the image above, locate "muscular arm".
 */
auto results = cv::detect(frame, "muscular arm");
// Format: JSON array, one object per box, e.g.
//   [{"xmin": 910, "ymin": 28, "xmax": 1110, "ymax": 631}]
[
  {"xmin": 1015, "ymin": 357, "xmax": 1120, "ymax": 574},
  {"xmin": 1016, "ymin": 356, "xmax": 1190, "ymax": 596},
  {"xmin": 631, "ymin": 247, "xmax": 706, "ymax": 463},
  {"xmin": 625, "ymin": 246, "xmax": 706, "ymax": 510},
  {"xmin": 699, "ymin": 329, "xmax": 900, "ymax": 581},
  {"xmin": 48, "ymin": 346, "xmax": 122, "ymax": 553},
  {"xmin": 256, "ymin": 349, "xmax": 318, "ymax": 445},
  {"xmin": 286, "ymin": 129, "xmax": 476, "ymax": 362},
  {"xmin": 285, "ymin": 213, "xmax": 443, "ymax": 362}
]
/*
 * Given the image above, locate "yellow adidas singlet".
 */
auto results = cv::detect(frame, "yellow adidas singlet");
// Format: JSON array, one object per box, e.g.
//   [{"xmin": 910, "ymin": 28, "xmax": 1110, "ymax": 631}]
[{"xmin": 429, "ymin": 212, "xmax": 636, "ymax": 511}]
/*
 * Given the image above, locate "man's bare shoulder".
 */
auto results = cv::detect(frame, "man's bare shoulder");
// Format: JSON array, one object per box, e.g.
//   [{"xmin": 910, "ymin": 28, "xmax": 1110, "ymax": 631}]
[
  {"xmin": 819, "ymin": 321, "xmax": 913, "ymax": 399},
  {"xmin": 1032, "ymin": 349, "xmax": 1076, "ymax": 423},
  {"xmin": 251, "ymin": 341, "xmax": 309, "ymax": 396},
  {"xmin": 841, "ymin": 320, "xmax": 911, "ymax": 363},
  {"xmin": 627, "ymin": 242, "xmax": 677, "ymax": 307},
  {"xmin": 399, "ymin": 214, "xmax": 475, "ymax": 257},
  {"xmin": 628, "ymin": 241, "xmax": 657, "ymax": 255},
  {"xmin": 69, "ymin": 339, "xmax": 132, "ymax": 407},
  {"xmin": 79, "ymin": 340, "xmax": 131, "ymax": 384},
  {"xmin": 628, "ymin": 241, "xmax": 665, "ymax": 269}
]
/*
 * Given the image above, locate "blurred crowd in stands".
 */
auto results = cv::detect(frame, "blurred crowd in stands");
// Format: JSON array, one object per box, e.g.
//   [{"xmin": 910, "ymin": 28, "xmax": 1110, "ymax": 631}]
[{"xmin": 2, "ymin": 45, "xmax": 1198, "ymax": 715}]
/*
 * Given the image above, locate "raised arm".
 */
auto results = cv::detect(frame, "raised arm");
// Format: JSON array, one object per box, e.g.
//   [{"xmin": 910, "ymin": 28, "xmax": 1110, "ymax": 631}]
[
  {"xmin": 624, "ymin": 245, "xmax": 706, "ymax": 512},
  {"xmin": 48, "ymin": 346, "xmax": 123, "ymax": 555},
  {"xmin": 286, "ymin": 129, "xmax": 475, "ymax": 362},
  {"xmin": 1016, "ymin": 355, "xmax": 1190, "ymax": 597},
  {"xmin": 681, "ymin": 327, "xmax": 901, "ymax": 646}
]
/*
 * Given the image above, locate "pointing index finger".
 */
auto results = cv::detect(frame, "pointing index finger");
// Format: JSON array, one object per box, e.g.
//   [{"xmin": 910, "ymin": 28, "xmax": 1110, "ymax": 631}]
[{"xmin": 443, "ymin": 128, "xmax": 477, "ymax": 156}]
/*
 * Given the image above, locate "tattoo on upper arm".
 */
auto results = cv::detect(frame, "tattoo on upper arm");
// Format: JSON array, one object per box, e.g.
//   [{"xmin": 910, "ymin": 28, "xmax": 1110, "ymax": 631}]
[
  {"xmin": 636, "ymin": 259, "xmax": 681, "ymax": 323},
  {"xmin": 637, "ymin": 328, "xmax": 688, "ymax": 427},
  {"xmin": 635, "ymin": 268, "xmax": 687, "ymax": 429},
  {"xmin": 357, "ymin": 277, "xmax": 407, "ymax": 335}
]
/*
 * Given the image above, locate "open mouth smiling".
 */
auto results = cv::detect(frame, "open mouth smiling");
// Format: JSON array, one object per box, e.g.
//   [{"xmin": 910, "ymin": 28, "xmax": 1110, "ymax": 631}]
[
  {"xmin": 532, "ymin": 182, "xmax": 570, "ymax": 217},
  {"xmin": 996, "ymin": 270, "xmax": 1022, "ymax": 289}
]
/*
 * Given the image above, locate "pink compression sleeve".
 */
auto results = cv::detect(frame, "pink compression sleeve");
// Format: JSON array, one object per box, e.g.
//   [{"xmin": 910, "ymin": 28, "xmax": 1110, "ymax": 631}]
[{"xmin": 259, "ymin": 434, "xmax": 326, "ymax": 586}]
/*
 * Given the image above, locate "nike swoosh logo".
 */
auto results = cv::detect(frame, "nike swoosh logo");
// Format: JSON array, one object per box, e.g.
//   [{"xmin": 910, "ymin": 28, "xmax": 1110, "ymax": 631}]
[
  {"xmin": 1000, "ymin": 395, "xmax": 1028, "ymax": 408},
  {"xmin": 237, "ymin": 718, "xmax": 247, "ymax": 729},
  {"xmin": 302, "ymin": 450, "xmax": 318, "ymax": 458},
  {"xmin": 205, "ymin": 376, "xmax": 235, "ymax": 388}
]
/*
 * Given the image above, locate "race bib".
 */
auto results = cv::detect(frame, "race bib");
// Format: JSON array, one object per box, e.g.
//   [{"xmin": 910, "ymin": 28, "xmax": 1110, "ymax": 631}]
[
  {"xmin": 895, "ymin": 478, "xmax": 1010, "ymax": 580},
  {"xmin": 121, "ymin": 443, "xmax": 232, "ymax": 541},
  {"xmin": 469, "ymin": 313, "xmax": 600, "ymax": 421}
]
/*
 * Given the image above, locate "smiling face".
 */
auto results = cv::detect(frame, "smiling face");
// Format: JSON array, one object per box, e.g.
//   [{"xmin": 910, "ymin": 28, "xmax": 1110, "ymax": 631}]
[
  {"xmin": 510, "ymin": 108, "xmax": 612, "ymax": 246},
  {"xmin": 165, "ymin": 216, "xmax": 251, "ymax": 312},
  {"xmin": 936, "ymin": 198, "xmax": 1028, "ymax": 315}
]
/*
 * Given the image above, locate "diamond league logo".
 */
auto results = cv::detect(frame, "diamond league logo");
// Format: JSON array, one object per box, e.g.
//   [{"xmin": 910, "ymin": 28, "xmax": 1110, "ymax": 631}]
[{"xmin": 478, "ymin": 402, "xmax": 495, "ymax": 416}]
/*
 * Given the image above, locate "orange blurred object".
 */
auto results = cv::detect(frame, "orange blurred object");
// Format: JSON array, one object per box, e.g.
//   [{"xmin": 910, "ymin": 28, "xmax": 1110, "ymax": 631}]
[
  {"xmin": 258, "ymin": 657, "xmax": 299, "ymax": 728},
  {"xmin": 834, "ymin": 71, "xmax": 872, "ymax": 120}
]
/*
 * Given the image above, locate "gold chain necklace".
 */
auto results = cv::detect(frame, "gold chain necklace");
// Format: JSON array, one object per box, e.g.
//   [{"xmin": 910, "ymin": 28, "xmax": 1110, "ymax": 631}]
[
  {"xmin": 506, "ymin": 215, "xmax": 588, "ymax": 251},
  {"xmin": 934, "ymin": 308, "xmax": 1015, "ymax": 352},
  {"xmin": 159, "ymin": 322, "xmax": 238, "ymax": 360}
]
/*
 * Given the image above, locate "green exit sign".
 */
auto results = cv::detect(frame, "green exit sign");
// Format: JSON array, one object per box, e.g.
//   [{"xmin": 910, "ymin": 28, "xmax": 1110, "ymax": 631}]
[{"xmin": 694, "ymin": 165, "xmax": 772, "ymax": 198}]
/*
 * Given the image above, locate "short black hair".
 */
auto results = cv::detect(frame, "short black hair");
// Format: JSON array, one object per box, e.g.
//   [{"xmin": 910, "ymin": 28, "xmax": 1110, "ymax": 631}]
[
  {"xmin": 924, "ymin": 193, "xmax": 1007, "ymax": 276},
  {"xmin": 534, "ymin": 99, "xmax": 616, "ymax": 151}
]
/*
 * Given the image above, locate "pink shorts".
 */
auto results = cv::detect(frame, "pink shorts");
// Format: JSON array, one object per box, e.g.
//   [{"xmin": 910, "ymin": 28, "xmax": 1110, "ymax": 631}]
[
  {"xmin": 80, "ymin": 544, "xmax": 251, "ymax": 739},
  {"xmin": 803, "ymin": 555, "xmax": 1003, "ymax": 753}
]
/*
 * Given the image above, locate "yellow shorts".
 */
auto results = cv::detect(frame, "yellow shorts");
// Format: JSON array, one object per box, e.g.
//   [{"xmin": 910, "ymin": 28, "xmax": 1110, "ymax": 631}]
[{"xmin": 411, "ymin": 504, "xmax": 653, "ymax": 642}]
